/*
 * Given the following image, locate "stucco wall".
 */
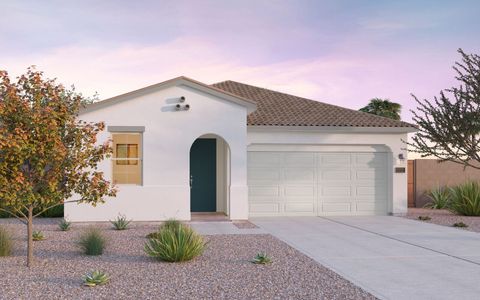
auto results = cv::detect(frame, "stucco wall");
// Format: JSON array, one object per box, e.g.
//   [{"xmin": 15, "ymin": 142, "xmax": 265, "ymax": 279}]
[
  {"xmin": 413, "ymin": 159, "xmax": 480, "ymax": 207},
  {"xmin": 247, "ymin": 127, "xmax": 409, "ymax": 215},
  {"xmin": 65, "ymin": 84, "xmax": 249, "ymax": 221}
]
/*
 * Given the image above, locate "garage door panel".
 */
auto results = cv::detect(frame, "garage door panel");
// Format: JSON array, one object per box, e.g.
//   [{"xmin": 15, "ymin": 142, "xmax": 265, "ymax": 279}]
[
  {"xmin": 248, "ymin": 186, "xmax": 280, "ymax": 196},
  {"xmin": 320, "ymin": 186, "xmax": 352, "ymax": 197},
  {"xmin": 248, "ymin": 151, "xmax": 388, "ymax": 216},
  {"xmin": 284, "ymin": 153, "xmax": 315, "ymax": 165},
  {"xmin": 284, "ymin": 168, "xmax": 315, "ymax": 183},
  {"xmin": 248, "ymin": 168, "xmax": 281, "ymax": 181},
  {"xmin": 285, "ymin": 203, "xmax": 315, "ymax": 213},
  {"xmin": 320, "ymin": 169, "xmax": 351, "ymax": 181},
  {"xmin": 322, "ymin": 203, "xmax": 352, "ymax": 213},
  {"xmin": 318, "ymin": 153, "xmax": 351, "ymax": 165},
  {"xmin": 284, "ymin": 186, "xmax": 315, "ymax": 197},
  {"xmin": 248, "ymin": 152, "xmax": 282, "ymax": 166},
  {"xmin": 249, "ymin": 203, "xmax": 280, "ymax": 213}
]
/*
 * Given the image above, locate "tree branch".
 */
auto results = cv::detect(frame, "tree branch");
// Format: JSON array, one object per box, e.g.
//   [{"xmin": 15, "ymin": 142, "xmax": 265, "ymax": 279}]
[{"xmin": 0, "ymin": 208, "xmax": 27, "ymax": 225}]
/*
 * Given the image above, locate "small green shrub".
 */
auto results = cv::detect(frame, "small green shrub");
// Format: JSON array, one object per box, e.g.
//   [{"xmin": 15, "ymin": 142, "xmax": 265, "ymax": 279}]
[
  {"xmin": 250, "ymin": 253, "xmax": 272, "ymax": 265},
  {"xmin": 418, "ymin": 215, "xmax": 431, "ymax": 221},
  {"xmin": 449, "ymin": 181, "xmax": 480, "ymax": 216},
  {"xmin": 82, "ymin": 270, "xmax": 110, "ymax": 287},
  {"xmin": 58, "ymin": 218, "xmax": 72, "ymax": 231},
  {"xmin": 77, "ymin": 227, "xmax": 106, "ymax": 256},
  {"xmin": 146, "ymin": 219, "xmax": 182, "ymax": 239},
  {"xmin": 424, "ymin": 186, "xmax": 450, "ymax": 209},
  {"xmin": 453, "ymin": 222, "xmax": 468, "ymax": 228},
  {"xmin": 110, "ymin": 214, "xmax": 131, "ymax": 230},
  {"xmin": 144, "ymin": 223, "xmax": 205, "ymax": 262},
  {"xmin": 0, "ymin": 226, "xmax": 13, "ymax": 256},
  {"xmin": 32, "ymin": 231, "xmax": 45, "ymax": 241}
]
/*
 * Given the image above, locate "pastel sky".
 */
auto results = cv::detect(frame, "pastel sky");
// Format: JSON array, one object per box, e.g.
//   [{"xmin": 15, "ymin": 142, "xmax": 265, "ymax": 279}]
[{"xmin": 1, "ymin": 0, "xmax": 479, "ymax": 121}]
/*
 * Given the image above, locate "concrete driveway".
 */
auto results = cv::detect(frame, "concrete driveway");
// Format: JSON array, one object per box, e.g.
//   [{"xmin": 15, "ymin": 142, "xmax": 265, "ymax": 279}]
[{"xmin": 252, "ymin": 216, "xmax": 480, "ymax": 300}]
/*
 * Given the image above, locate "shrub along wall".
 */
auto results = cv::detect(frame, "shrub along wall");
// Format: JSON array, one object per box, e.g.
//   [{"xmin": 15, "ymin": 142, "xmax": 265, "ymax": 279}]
[
  {"xmin": 411, "ymin": 159, "xmax": 480, "ymax": 207},
  {"xmin": 0, "ymin": 205, "xmax": 64, "ymax": 218}
]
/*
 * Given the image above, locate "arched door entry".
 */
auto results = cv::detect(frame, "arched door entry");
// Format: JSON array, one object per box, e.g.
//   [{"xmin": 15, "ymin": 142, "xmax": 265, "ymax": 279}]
[{"xmin": 190, "ymin": 138, "xmax": 217, "ymax": 212}]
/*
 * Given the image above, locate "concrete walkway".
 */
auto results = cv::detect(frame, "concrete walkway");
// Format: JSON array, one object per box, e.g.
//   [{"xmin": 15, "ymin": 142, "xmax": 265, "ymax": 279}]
[
  {"xmin": 190, "ymin": 221, "xmax": 266, "ymax": 235},
  {"xmin": 252, "ymin": 216, "xmax": 480, "ymax": 300}
]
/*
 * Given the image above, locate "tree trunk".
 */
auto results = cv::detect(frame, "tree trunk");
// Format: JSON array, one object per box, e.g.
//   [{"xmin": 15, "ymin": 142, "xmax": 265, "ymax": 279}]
[{"xmin": 27, "ymin": 206, "xmax": 33, "ymax": 267}]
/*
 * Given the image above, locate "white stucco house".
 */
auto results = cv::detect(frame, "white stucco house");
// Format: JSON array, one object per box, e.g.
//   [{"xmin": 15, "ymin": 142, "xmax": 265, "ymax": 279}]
[{"xmin": 66, "ymin": 77, "xmax": 417, "ymax": 222}]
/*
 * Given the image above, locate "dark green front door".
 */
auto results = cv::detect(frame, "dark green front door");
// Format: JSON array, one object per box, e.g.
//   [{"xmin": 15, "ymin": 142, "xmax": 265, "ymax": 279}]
[{"xmin": 190, "ymin": 138, "xmax": 216, "ymax": 212}]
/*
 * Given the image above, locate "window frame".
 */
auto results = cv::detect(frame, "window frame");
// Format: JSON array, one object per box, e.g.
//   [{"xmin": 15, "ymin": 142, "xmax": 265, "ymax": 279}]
[{"xmin": 110, "ymin": 131, "xmax": 144, "ymax": 186}]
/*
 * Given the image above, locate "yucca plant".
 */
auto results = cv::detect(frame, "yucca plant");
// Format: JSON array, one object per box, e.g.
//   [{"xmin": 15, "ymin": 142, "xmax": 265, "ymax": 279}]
[
  {"xmin": 424, "ymin": 186, "xmax": 450, "ymax": 209},
  {"xmin": 250, "ymin": 252, "xmax": 272, "ymax": 265},
  {"xmin": 449, "ymin": 181, "xmax": 480, "ymax": 216},
  {"xmin": 144, "ymin": 223, "xmax": 205, "ymax": 262},
  {"xmin": 58, "ymin": 218, "xmax": 72, "ymax": 231},
  {"xmin": 32, "ymin": 231, "xmax": 45, "ymax": 241},
  {"xmin": 146, "ymin": 219, "xmax": 182, "ymax": 239},
  {"xmin": 77, "ymin": 227, "xmax": 106, "ymax": 256},
  {"xmin": 82, "ymin": 270, "xmax": 110, "ymax": 287},
  {"xmin": 110, "ymin": 214, "xmax": 131, "ymax": 230},
  {"xmin": 0, "ymin": 226, "xmax": 13, "ymax": 257}
]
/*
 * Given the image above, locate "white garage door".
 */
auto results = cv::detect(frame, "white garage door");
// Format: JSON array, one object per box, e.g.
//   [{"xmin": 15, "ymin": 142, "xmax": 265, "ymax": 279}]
[{"xmin": 247, "ymin": 151, "xmax": 388, "ymax": 216}]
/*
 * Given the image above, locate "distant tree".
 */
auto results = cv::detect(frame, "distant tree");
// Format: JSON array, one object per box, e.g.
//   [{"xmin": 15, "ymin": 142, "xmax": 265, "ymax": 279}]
[
  {"xmin": 408, "ymin": 49, "xmax": 480, "ymax": 169},
  {"xmin": 0, "ymin": 67, "xmax": 117, "ymax": 267},
  {"xmin": 359, "ymin": 98, "xmax": 402, "ymax": 120}
]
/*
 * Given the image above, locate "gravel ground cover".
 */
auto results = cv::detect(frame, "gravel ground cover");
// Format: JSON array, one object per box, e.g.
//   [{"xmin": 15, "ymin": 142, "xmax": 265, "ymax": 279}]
[
  {"xmin": 0, "ymin": 219, "xmax": 375, "ymax": 300},
  {"xmin": 405, "ymin": 208, "xmax": 480, "ymax": 232}
]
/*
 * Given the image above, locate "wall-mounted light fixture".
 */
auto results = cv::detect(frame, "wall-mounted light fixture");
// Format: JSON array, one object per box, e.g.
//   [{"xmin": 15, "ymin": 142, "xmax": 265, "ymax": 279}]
[{"xmin": 398, "ymin": 153, "xmax": 405, "ymax": 161}]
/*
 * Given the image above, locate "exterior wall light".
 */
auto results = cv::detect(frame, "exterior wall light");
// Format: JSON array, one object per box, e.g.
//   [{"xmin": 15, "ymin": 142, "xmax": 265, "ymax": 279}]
[{"xmin": 398, "ymin": 153, "xmax": 405, "ymax": 161}]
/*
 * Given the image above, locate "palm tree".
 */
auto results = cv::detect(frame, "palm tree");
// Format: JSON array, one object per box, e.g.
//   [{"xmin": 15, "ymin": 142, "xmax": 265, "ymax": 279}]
[{"xmin": 359, "ymin": 98, "xmax": 402, "ymax": 120}]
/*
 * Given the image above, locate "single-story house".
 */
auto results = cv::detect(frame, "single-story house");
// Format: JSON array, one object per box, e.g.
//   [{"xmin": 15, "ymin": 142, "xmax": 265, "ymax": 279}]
[{"xmin": 66, "ymin": 76, "xmax": 417, "ymax": 222}]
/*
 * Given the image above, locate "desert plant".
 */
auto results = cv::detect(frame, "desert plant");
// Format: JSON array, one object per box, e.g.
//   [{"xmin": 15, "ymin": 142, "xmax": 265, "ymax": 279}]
[
  {"xmin": 110, "ymin": 214, "xmax": 131, "ymax": 230},
  {"xmin": 250, "ymin": 252, "xmax": 272, "ymax": 265},
  {"xmin": 58, "ymin": 218, "xmax": 72, "ymax": 231},
  {"xmin": 77, "ymin": 228, "xmax": 106, "ymax": 256},
  {"xmin": 424, "ymin": 186, "xmax": 451, "ymax": 209},
  {"xmin": 32, "ymin": 231, "xmax": 45, "ymax": 241},
  {"xmin": 0, "ymin": 226, "xmax": 13, "ymax": 256},
  {"xmin": 82, "ymin": 270, "xmax": 110, "ymax": 287},
  {"xmin": 418, "ymin": 216, "xmax": 431, "ymax": 221},
  {"xmin": 453, "ymin": 222, "xmax": 468, "ymax": 228},
  {"xmin": 146, "ymin": 219, "xmax": 182, "ymax": 239},
  {"xmin": 144, "ymin": 223, "xmax": 205, "ymax": 262},
  {"xmin": 161, "ymin": 219, "xmax": 181, "ymax": 231},
  {"xmin": 449, "ymin": 181, "xmax": 480, "ymax": 216}
]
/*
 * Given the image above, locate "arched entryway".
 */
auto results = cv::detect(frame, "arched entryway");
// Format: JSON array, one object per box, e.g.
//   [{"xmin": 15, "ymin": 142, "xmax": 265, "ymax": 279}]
[{"xmin": 189, "ymin": 134, "xmax": 230, "ymax": 217}]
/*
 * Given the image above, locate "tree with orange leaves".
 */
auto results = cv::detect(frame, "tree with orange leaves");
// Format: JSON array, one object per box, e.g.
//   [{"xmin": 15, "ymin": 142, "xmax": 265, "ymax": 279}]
[{"xmin": 0, "ymin": 68, "xmax": 116, "ymax": 267}]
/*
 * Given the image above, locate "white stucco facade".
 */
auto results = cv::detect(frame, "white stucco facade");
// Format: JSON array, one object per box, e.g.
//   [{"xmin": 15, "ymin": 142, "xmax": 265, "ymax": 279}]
[
  {"xmin": 65, "ymin": 77, "xmax": 414, "ymax": 222},
  {"xmin": 66, "ymin": 79, "xmax": 252, "ymax": 221}
]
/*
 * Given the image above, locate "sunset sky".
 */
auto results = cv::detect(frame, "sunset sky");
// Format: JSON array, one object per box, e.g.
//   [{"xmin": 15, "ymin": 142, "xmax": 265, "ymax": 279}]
[{"xmin": 1, "ymin": 0, "xmax": 479, "ymax": 121}]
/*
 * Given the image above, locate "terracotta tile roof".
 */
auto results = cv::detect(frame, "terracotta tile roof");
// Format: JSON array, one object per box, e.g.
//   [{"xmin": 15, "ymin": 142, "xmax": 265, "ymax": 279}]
[{"xmin": 212, "ymin": 80, "xmax": 416, "ymax": 128}]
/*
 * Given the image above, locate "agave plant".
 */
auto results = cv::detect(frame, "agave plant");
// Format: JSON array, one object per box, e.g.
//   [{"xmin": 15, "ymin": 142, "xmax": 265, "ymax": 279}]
[
  {"xmin": 32, "ymin": 231, "xmax": 45, "ymax": 241},
  {"xmin": 449, "ymin": 181, "xmax": 480, "ymax": 216},
  {"xmin": 82, "ymin": 270, "xmax": 110, "ymax": 287},
  {"xmin": 424, "ymin": 186, "xmax": 450, "ymax": 209},
  {"xmin": 58, "ymin": 218, "xmax": 72, "ymax": 231},
  {"xmin": 110, "ymin": 214, "xmax": 131, "ymax": 230},
  {"xmin": 250, "ymin": 252, "xmax": 272, "ymax": 265}
]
